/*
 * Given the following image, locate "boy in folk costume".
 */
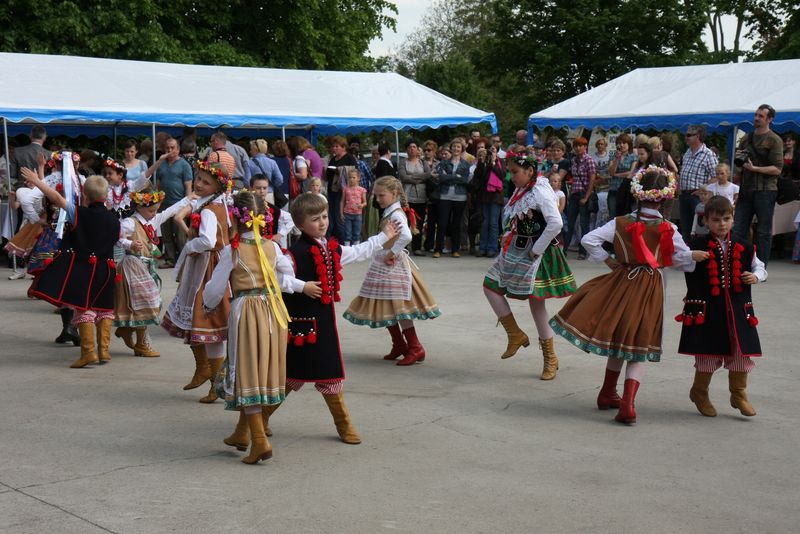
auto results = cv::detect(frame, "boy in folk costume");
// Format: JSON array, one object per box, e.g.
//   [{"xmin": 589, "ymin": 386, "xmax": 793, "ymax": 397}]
[
  {"xmin": 114, "ymin": 188, "xmax": 192, "ymax": 358},
  {"xmin": 678, "ymin": 195, "xmax": 766, "ymax": 417},
  {"xmin": 550, "ymin": 167, "xmax": 706, "ymax": 424},
  {"xmin": 263, "ymin": 193, "xmax": 400, "ymax": 445},
  {"xmin": 26, "ymin": 165, "xmax": 121, "ymax": 368},
  {"xmin": 162, "ymin": 161, "xmax": 232, "ymax": 403}
]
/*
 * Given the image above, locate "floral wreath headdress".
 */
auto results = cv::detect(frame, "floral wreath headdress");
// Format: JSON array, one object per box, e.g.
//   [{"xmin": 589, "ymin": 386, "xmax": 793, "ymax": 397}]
[
  {"xmin": 630, "ymin": 165, "xmax": 677, "ymax": 203},
  {"xmin": 130, "ymin": 190, "xmax": 166, "ymax": 206},
  {"xmin": 196, "ymin": 159, "xmax": 233, "ymax": 192},
  {"xmin": 229, "ymin": 205, "xmax": 273, "ymax": 236},
  {"xmin": 505, "ymin": 151, "xmax": 538, "ymax": 170},
  {"xmin": 103, "ymin": 157, "xmax": 127, "ymax": 175},
  {"xmin": 48, "ymin": 151, "xmax": 81, "ymax": 169}
]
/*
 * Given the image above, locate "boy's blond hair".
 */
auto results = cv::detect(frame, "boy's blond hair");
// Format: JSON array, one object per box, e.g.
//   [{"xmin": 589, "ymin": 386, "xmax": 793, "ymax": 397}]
[
  {"xmin": 83, "ymin": 175, "xmax": 109, "ymax": 202},
  {"xmin": 289, "ymin": 192, "xmax": 328, "ymax": 226}
]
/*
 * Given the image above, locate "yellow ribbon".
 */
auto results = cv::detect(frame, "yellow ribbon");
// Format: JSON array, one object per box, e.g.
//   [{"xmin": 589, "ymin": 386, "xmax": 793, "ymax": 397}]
[{"xmin": 245, "ymin": 210, "xmax": 289, "ymax": 328}]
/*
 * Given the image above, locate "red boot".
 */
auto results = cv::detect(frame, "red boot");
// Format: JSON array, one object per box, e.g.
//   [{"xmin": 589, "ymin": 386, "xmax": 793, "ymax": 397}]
[
  {"xmin": 614, "ymin": 379, "xmax": 640, "ymax": 425},
  {"xmin": 383, "ymin": 324, "xmax": 408, "ymax": 360},
  {"xmin": 397, "ymin": 327, "xmax": 425, "ymax": 366},
  {"xmin": 597, "ymin": 368, "xmax": 622, "ymax": 410}
]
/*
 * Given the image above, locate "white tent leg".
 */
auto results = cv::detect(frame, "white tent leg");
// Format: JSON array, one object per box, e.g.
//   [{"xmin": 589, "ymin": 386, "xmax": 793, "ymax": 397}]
[
  {"xmin": 151, "ymin": 123, "xmax": 157, "ymax": 188},
  {"xmin": 395, "ymin": 130, "xmax": 400, "ymax": 167},
  {"xmin": 282, "ymin": 127, "xmax": 286, "ymax": 141},
  {"xmin": 3, "ymin": 118, "xmax": 23, "ymax": 279}
]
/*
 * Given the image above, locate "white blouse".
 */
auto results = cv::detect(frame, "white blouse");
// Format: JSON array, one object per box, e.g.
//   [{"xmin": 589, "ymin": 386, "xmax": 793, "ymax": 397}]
[
  {"xmin": 383, "ymin": 201, "xmax": 412, "ymax": 256},
  {"xmin": 118, "ymin": 197, "xmax": 191, "ymax": 250}
]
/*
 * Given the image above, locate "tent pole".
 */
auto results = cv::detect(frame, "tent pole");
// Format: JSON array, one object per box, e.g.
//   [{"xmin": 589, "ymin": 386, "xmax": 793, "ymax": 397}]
[
  {"xmin": 3, "ymin": 118, "xmax": 21, "ymax": 278},
  {"xmin": 395, "ymin": 130, "xmax": 400, "ymax": 167},
  {"xmin": 730, "ymin": 126, "xmax": 738, "ymax": 165},
  {"xmin": 151, "ymin": 123, "xmax": 157, "ymax": 188},
  {"xmin": 282, "ymin": 127, "xmax": 286, "ymax": 142},
  {"xmin": 113, "ymin": 124, "xmax": 117, "ymax": 159}
]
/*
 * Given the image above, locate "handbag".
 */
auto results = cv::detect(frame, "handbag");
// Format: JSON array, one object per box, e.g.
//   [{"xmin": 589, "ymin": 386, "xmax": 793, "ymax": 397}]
[
  {"xmin": 587, "ymin": 191, "xmax": 599, "ymax": 213},
  {"xmin": 777, "ymin": 176, "xmax": 799, "ymax": 205},
  {"xmin": 288, "ymin": 157, "xmax": 301, "ymax": 199}
]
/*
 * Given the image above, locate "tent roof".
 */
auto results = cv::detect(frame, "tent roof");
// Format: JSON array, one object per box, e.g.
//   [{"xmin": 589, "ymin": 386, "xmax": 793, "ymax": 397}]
[
  {"xmin": 529, "ymin": 60, "xmax": 800, "ymax": 132},
  {"xmin": 0, "ymin": 53, "xmax": 496, "ymax": 134}
]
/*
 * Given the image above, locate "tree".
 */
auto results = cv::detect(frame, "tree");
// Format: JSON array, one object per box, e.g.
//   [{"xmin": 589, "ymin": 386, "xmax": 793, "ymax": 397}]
[{"xmin": 0, "ymin": 0, "xmax": 397, "ymax": 71}]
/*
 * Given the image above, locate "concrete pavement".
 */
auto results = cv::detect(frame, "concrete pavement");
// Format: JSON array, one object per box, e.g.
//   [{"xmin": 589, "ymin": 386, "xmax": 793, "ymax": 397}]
[{"xmin": 0, "ymin": 255, "xmax": 798, "ymax": 533}]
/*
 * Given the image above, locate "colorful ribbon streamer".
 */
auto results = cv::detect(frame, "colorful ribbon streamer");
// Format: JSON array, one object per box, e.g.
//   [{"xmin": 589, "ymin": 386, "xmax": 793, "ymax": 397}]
[{"xmin": 245, "ymin": 210, "xmax": 289, "ymax": 328}]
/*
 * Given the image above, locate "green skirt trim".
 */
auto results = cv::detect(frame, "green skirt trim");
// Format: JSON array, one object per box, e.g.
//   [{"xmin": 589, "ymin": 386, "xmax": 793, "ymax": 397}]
[
  {"xmin": 223, "ymin": 393, "xmax": 285, "ymax": 411},
  {"xmin": 342, "ymin": 308, "xmax": 441, "ymax": 329},
  {"xmin": 549, "ymin": 319, "xmax": 661, "ymax": 363},
  {"xmin": 113, "ymin": 318, "xmax": 160, "ymax": 328}
]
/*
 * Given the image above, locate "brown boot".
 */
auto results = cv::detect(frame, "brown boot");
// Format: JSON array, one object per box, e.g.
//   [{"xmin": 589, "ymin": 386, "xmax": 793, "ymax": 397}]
[
  {"xmin": 223, "ymin": 411, "xmax": 250, "ymax": 451},
  {"xmin": 183, "ymin": 345, "xmax": 211, "ymax": 390},
  {"xmin": 242, "ymin": 411, "xmax": 272, "ymax": 464},
  {"xmin": 261, "ymin": 394, "xmax": 287, "ymax": 437},
  {"xmin": 323, "ymin": 392, "xmax": 361, "ymax": 444},
  {"xmin": 198, "ymin": 358, "xmax": 224, "ymax": 403},
  {"xmin": 133, "ymin": 328, "xmax": 160, "ymax": 357},
  {"xmin": 96, "ymin": 318, "xmax": 113, "ymax": 363},
  {"xmin": 498, "ymin": 313, "xmax": 530, "ymax": 359},
  {"xmin": 71, "ymin": 322, "xmax": 100, "ymax": 368},
  {"xmin": 539, "ymin": 337, "xmax": 559, "ymax": 380},
  {"xmin": 690, "ymin": 371, "xmax": 717, "ymax": 417},
  {"xmin": 114, "ymin": 327, "xmax": 135, "ymax": 351},
  {"xmin": 729, "ymin": 371, "xmax": 756, "ymax": 416}
]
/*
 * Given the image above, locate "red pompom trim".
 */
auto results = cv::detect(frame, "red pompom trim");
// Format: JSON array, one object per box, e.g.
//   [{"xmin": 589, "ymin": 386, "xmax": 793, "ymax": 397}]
[
  {"xmin": 190, "ymin": 213, "xmax": 202, "ymax": 230},
  {"xmin": 675, "ymin": 313, "xmax": 684, "ymax": 323},
  {"xmin": 307, "ymin": 332, "xmax": 317, "ymax": 344},
  {"xmin": 231, "ymin": 233, "xmax": 240, "ymax": 250},
  {"xmin": 88, "ymin": 255, "xmax": 97, "ymax": 265},
  {"xmin": 711, "ymin": 287, "xmax": 720, "ymax": 296},
  {"xmin": 293, "ymin": 336, "xmax": 305, "ymax": 347},
  {"xmin": 695, "ymin": 314, "xmax": 705, "ymax": 326},
  {"xmin": 43, "ymin": 258, "xmax": 53, "ymax": 267},
  {"xmin": 684, "ymin": 316, "xmax": 694, "ymax": 326},
  {"xmin": 115, "ymin": 273, "xmax": 122, "ymax": 283}
]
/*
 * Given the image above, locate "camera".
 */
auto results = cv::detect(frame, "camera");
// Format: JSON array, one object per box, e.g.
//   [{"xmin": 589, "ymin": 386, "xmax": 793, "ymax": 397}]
[{"xmin": 734, "ymin": 147, "xmax": 755, "ymax": 168}]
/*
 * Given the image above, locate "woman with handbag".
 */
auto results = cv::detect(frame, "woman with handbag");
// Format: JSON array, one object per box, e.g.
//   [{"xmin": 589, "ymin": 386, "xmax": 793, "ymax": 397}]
[{"xmin": 398, "ymin": 139, "xmax": 431, "ymax": 255}]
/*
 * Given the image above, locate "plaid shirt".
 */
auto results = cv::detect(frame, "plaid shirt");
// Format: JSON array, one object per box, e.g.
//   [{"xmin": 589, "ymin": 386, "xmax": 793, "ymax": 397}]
[
  {"xmin": 570, "ymin": 153, "xmax": 596, "ymax": 194},
  {"xmin": 680, "ymin": 144, "xmax": 718, "ymax": 191},
  {"xmin": 356, "ymin": 159, "xmax": 374, "ymax": 191}
]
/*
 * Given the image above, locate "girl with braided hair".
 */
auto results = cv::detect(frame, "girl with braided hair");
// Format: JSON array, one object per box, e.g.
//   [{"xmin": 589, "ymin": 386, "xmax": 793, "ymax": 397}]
[{"xmin": 343, "ymin": 176, "xmax": 441, "ymax": 366}]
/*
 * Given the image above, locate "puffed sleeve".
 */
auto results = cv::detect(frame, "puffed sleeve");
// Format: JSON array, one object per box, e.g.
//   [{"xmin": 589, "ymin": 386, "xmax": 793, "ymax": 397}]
[
  {"xmin": 390, "ymin": 210, "xmax": 412, "ymax": 255},
  {"xmin": 531, "ymin": 184, "xmax": 563, "ymax": 256},
  {"xmin": 117, "ymin": 217, "xmax": 136, "ymax": 250},
  {"xmin": 273, "ymin": 242, "xmax": 305, "ymax": 293},
  {"xmin": 182, "ymin": 208, "xmax": 217, "ymax": 254},
  {"xmin": 202, "ymin": 246, "xmax": 233, "ymax": 310},
  {"xmin": 582, "ymin": 219, "xmax": 617, "ymax": 263},
  {"xmin": 751, "ymin": 254, "xmax": 767, "ymax": 282},
  {"xmin": 340, "ymin": 232, "xmax": 390, "ymax": 265},
  {"xmin": 668, "ymin": 224, "xmax": 696, "ymax": 272}
]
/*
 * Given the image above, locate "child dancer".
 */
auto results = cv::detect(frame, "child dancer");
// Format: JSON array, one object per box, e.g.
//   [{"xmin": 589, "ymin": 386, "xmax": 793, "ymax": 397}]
[
  {"xmin": 27, "ymin": 169, "xmax": 121, "ymax": 368},
  {"xmin": 550, "ymin": 166, "xmax": 704, "ymax": 424},
  {"xmin": 114, "ymin": 188, "xmax": 192, "ymax": 358},
  {"xmin": 250, "ymin": 174, "xmax": 295, "ymax": 249},
  {"xmin": 263, "ymin": 193, "xmax": 400, "ymax": 445},
  {"xmin": 678, "ymin": 195, "xmax": 766, "ymax": 417},
  {"xmin": 203, "ymin": 191, "xmax": 296, "ymax": 464},
  {"xmin": 102, "ymin": 157, "xmax": 134, "ymax": 219},
  {"xmin": 483, "ymin": 152, "xmax": 576, "ymax": 380},
  {"xmin": 162, "ymin": 161, "xmax": 232, "ymax": 403},
  {"xmin": 343, "ymin": 177, "xmax": 441, "ymax": 366}
]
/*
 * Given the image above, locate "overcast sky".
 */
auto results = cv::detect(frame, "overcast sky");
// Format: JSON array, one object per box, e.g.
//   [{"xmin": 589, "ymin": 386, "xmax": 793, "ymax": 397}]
[{"xmin": 368, "ymin": 1, "xmax": 754, "ymax": 58}]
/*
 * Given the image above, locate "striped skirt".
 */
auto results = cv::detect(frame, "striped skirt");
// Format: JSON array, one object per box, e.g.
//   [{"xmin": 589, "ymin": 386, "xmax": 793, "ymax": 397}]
[{"xmin": 484, "ymin": 241, "xmax": 576, "ymax": 300}]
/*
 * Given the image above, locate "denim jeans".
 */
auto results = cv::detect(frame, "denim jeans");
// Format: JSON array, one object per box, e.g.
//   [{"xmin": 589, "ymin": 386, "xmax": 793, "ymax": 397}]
[
  {"xmin": 733, "ymin": 190, "xmax": 777, "ymax": 265},
  {"xmin": 679, "ymin": 191, "xmax": 700, "ymax": 243},
  {"xmin": 479, "ymin": 202, "xmax": 502, "ymax": 254},
  {"xmin": 343, "ymin": 213, "xmax": 363, "ymax": 244},
  {"xmin": 563, "ymin": 193, "xmax": 590, "ymax": 254}
]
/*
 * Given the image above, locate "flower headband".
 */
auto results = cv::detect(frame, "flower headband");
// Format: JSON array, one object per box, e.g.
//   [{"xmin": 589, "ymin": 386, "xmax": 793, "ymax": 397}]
[
  {"xmin": 103, "ymin": 157, "xmax": 127, "ymax": 174},
  {"xmin": 130, "ymin": 190, "xmax": 166, "ymax": 206},
  {"xmin": 196, "ymin": 159, "xmax": 233, "ymax": 191},
  {"xmin": 630, "ymin": 165, "xmax": 677, "ymax": 203},
  {"xmin": 506, "ymin": 151, "xmax": 538, "ymax": 169},
  {"xmin": 47, "ymin": 151, "xmax": 81, "ymax": 168}
]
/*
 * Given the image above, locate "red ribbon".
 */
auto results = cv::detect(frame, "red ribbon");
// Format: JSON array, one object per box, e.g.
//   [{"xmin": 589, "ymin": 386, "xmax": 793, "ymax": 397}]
[
  {"xmin": 144, "ymin": 224, "xmax": 160, "ymax": 245},
  {"xmin": 626, "ymin": 221, "xmax": 659, "ymax": 269},
  {"xmin": 658, "ymin": 221, "xmax": 674, "ymax": 267}
]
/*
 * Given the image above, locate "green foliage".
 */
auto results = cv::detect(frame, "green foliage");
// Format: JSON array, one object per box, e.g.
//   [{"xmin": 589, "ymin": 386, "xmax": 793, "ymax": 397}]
[{"xmin": 0, "ymin": 0, "xmax": 397, "ymax": 71}]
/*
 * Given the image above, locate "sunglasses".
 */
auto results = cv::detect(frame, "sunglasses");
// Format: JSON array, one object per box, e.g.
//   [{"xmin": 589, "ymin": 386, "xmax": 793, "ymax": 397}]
[{"xmin": 685, "ymin": 133, "xmax": 698, "ymax": 137}]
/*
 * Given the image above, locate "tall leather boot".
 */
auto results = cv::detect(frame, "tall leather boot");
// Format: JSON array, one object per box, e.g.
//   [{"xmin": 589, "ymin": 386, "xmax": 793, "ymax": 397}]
[
  {"xmin": 539, "ymin": 337, "xmax": 559, "ymax": 380},
  {"xmin": 498, "ymin": 313, "xmax": 530, "ymax": 359},
  {"xmin": 397, "ymin": 327, "xmax": 425, "ymax": 366},
  {"xmin": 323, "ymin": 392, "xmax": 362, "ymax": 444},
  {"xmin": 690, "ymin": 371, "xmax": 717, "ymax": 417},
  {"xmin": 242, "ymin": 411, "xmax": 272, "ymax": 464},
  {"xmin": 383, "ymin": 324, "xmax": 408, "ymax": 360},
  {"xmin": 70, "ymin": 322, "xmax": 100, "ymax": 368},
  {"xmin": 115, "ymin": 327, "xmax": 135, "ymax": 351},
  {"xmin": 729, "ymin": 371, "xmax": 756, "ymax": 416},
  {"xmin": 261, "ymin": 392, "xmax": 287, "ymax": 437},
  {"xmin": 597, "ymin": 368, "xmax": 622, "ymax": 410},
  {"xmin": 96, "ymin": 318, "xmax": 113, "ymax": 363},
  {"xmin": 183, "ymin": 345, "xmax": 211, "ymax": 390},
  {"xmin": 223, "ymin": 411, "xmax": 250, "ymax": 451},
  {"xmin": 198, "ymin": 358, "xmax": 224, "ymax": 403},
  {"xmin": 133, "ymin": 328, "xmax": 160, "ymax": 357},
  {"xmin": 614, "ymin": 379, "xmax": 640, "ymax": 425},
  {"xmin": 55, "ymin": 308, "xmax": 80, "ymax": 346}
]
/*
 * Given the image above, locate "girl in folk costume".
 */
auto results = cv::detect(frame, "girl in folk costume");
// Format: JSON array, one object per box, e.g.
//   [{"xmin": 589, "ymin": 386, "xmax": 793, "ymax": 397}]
[
  {"xmin": 262, "ymin": 193, "xmax": 400, "ymax": 445},
  {"xmin": 26, "ymin": 168, "xmax": 121, "ymax": 368},
  {"xmin": 483, "ymin": 152, "xmax": 576, "ymax": 380},
  {"xmin": 114, "ymin": 188, "xmax": 192, "ymax": 358},
  {"xmin": 203, "ymin": 192, "xmax": 296, "ymax": 464},
  {"xmin": 343, "ymin": 177, "xmax": 441, "ymax": 366},
  {"xmin": 678, "ymin": 196, "xmax": 766, "ymax": 418},
  {"xmin": 550, "ymin": 167, "xmax": 705, "ymax": 425},
  {"xmin": 102, "ymin": 157, "xmax": 134, "ymax": 220},
  {"xmin": 162, "ymin": 161, "xmax": 232, "ymax": 403}
]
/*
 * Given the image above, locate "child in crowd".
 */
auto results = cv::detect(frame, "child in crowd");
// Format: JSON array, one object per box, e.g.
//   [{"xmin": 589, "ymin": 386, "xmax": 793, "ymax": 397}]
[
  {"xmin": 344, "ymin": 177, "xmax": 441, "ymax": 366},
  {"xmin": 113, "ymin": 188, "xmax": 191, "ymax": 358},
  {"xmin": 262, "ymin": 193, "xmax": 400, "ymax": 445},
  {"xmin": 308, "ymin": 177, "xmax": 327, "ymax": 202},
  {"xmin": 707, "ymin": 163, "xmax": 739, "ymax": 206},
  {"xmin": 691, "ymin": 185, "xmax": 712, "ymax": 238},
  {"xmin": 549, "ymin": 171, "xmax": 567, "ymax": 246},
  {"xmin": 341, "ymin": 168, "xmax": 367, "ymax": 246},
  {"xmin": 27, "ymin": 170, "xmax": 121, "ymax": 368},
  {"xmin": 678, "ymin": 195, "xmax": 766, "ymax": 417},
  {"xmin": 484, "ymin": 153, "xmax": 576, "ymax": 380},
  {"xmin": 162, "ymin": 161, "xmax": 232, "ymax": 403},
  {"xmin": 102, "ymin": 157, "xmax": 134, "ymax": 219},
  {"xmin": 203, "ymin": 191, "xmax": 296, "ymax": 464},
  {"xmin": 550, "ymin": 166, "xmax": 705, "ymax": 424},
  {"xmin": 250, "ymin": 174, "xmax": 295, "ymax": 249}
]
